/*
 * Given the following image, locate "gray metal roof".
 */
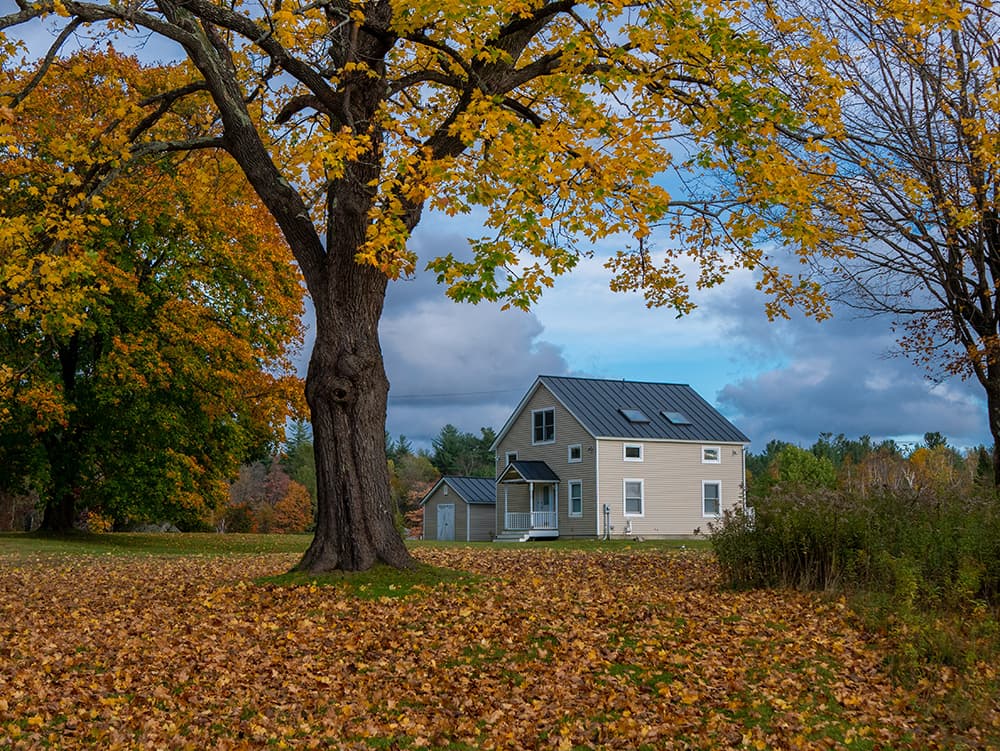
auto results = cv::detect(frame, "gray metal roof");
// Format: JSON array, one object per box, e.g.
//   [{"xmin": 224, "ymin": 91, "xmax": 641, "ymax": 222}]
[
  {"xmin": 442, "ymin": 476, "xmax": 496, "ymax": 505},
  {"xmin": 499, "ymin": 460, "xmax": 560, "ymax": 483},
  {"xmin": 538, "ymin": 375, "xmax": 750, "ymax": 444}
]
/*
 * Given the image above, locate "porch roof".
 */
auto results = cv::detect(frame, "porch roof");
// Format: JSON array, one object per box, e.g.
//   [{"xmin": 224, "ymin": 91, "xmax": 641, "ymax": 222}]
[{"xmin": 498, "ymin": 460, "xmax": 560, "ymax": 484}]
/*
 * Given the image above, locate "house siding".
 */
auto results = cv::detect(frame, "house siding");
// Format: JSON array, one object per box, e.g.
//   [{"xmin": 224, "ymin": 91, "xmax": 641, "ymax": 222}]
[
  {"xmin": 597, "ymin": 439, "xmax": 745, "ymax": 537},
  {"xmin": 422, "ymin": 484, "xmax": 464, "ymax": 540},
  {"xmin": 422, "ymin": 483, "xmax": 496, "ymax": 541},
  {"xmin": 469, "ymin": 504, "xmax": 495, "ymax": 541},
  {"xmin": 495, "ymin": 384, "xmax": 597, "ymax": 537}
]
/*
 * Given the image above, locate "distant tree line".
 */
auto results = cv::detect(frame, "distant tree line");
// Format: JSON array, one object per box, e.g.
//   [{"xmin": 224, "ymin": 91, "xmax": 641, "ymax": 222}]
[
  {"xmin": 216, "ymin": 421, "xmax": 317, "ymax": 534},
  {"xmin": 745, "ymin": 432, "xmax": 993, "ymax": 501}
]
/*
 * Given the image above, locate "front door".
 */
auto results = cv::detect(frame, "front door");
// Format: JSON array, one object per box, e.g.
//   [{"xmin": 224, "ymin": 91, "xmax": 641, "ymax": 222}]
[
  {"xmin": 537, "ymin": 485, "xmax": 554, "ymax": 513},
  {"xmin": 437, "ymin": 504, "xmax": 455, "ymax": 541},
  {"xmin": 535, "ymin": 485, "xmax": 556, "ymax": 529}
]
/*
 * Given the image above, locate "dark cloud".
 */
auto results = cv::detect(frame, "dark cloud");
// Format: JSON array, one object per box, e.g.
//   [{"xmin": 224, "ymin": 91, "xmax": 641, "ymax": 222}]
[
  {"xmin": 713, "ymin": 288, "xmax": 989, "ymax": 450},
  {"xmin": 381, "ymin": 296, "xmax": 569, "ymax": 444},
  {"xmin": 381, "ymin": 223, "xmax": 570, "ymax": 445}
]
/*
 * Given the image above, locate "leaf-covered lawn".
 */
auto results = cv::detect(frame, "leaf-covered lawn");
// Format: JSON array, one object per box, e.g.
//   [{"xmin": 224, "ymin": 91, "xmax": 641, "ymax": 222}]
[{"xmin": 0, "ymin": 545, "xmax": 992, "ymax": 749}]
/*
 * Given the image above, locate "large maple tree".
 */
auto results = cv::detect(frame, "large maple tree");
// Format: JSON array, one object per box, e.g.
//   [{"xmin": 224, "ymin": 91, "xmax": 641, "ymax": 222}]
[
  {"xmin": 0, "ymin": 50, "xmax": 304, "ymax": 530},
  {"xmin": 1, "ymin": 0, "xmax": 841, "ymax": 570}
]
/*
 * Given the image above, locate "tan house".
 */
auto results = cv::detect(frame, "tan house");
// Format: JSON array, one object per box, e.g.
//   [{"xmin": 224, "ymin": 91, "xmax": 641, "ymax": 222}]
[
  {"xmin": 420, "ymin": 476, "xmax": 496, "ymax": 541},
  {"xmin": 492, "ymin": 376, "xmax": 749, "ymax": 541}
]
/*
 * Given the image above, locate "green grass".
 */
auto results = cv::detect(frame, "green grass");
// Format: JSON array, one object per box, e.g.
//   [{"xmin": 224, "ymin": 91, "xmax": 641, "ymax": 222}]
[
  {"xmin": 0, "ymin": 532, "xmax": 709, "ymax": 559},
  {"xmin": 0, "ymin": 531, "xmax": 312, "ymax": 557},
  {"xmin": 257, "ymin": 562, "xmax": 477, "ymax": 599},
  {"xmin": 409, "ymin": 537, "xmax": 712, "ymax": 552}
]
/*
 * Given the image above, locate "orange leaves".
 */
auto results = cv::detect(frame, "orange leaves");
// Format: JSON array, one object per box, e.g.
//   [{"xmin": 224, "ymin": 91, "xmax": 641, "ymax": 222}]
[{"xmin": 0, "ymin": 545, "xmax": 986, "ymax": 749}]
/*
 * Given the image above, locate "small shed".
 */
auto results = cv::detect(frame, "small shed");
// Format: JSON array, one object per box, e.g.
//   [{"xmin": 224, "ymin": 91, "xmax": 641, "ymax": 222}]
[{"xmin": 420, "ymin": 476, "xmax": 496, "ymax": 541}]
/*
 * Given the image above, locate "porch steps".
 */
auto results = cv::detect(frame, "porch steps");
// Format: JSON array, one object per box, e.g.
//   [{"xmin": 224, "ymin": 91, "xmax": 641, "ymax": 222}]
[{"xmin": 493, "ymin": 531, "xmax": 530, "ymax": 543}]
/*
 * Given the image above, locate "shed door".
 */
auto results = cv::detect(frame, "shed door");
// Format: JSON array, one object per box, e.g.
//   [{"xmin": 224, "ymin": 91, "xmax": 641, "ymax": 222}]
[{"xmin": 437, "ymin": 504, "xmax": 455, "ymax": 541}]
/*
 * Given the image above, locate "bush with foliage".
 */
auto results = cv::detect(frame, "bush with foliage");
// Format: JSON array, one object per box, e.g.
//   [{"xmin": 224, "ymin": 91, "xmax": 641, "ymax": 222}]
[{"xmin": 712, "ymin": 486, "xmax": 1000, "ymax": 604}]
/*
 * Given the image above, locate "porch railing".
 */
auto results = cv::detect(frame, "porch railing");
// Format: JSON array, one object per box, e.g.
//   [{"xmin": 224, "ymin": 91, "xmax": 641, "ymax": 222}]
[{"xmin": 505, "ymin": 511, "xmax": 558, "ymax": 530}]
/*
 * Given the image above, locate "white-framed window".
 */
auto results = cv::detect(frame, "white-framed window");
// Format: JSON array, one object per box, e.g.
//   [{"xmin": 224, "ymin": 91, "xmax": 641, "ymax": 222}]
[
  {"xmin": 567, "ymin": 444, "xmax": 582, "ymax": 463},
  {"xmin": 703, "ymin": 481, "xmax": 721, "ymax": 517},
  {"xmin": 624, "ymin": 443, "xmax": 643, "ymax": 462},
  {"xmin": 532, "ymin": 408, "xmax": 555, "ymax": 444},
  {"xmin": 505, "ymin": 451, "xmax": 518, "ymax": 466},
  {"xmin": 702, "ymin": 446, "xmax": 721, "ymax": 464},
  {"xmin": 568, "ymin": 480, "xmax": 583, "ymax": 517},
  {"xmin": 624, "ymin": 479, "xmax": 644, "ymax": 516}
]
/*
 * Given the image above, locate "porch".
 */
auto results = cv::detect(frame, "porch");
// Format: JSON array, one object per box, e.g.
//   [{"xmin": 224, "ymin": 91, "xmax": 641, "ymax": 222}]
[{"xmin": 496, "ymin": 460, "xmax": 560, "ymax": 540}]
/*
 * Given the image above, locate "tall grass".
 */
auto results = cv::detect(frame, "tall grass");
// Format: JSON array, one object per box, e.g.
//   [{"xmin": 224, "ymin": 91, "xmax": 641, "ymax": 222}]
[
  {"xmin": 711, "ymin": 486, "xmax": 1000, "ymax": 607},
  {"xmin": 711, "ymin": 486, "xmax": 1000, "ymax": 694}
]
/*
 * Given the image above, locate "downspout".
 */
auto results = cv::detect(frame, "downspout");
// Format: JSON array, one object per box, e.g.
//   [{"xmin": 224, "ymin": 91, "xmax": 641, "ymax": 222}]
[
  {"xmin": 555, "ymin": 481, "xmax": 559, "ymax": 533},
  {"xmin": 504, "ymin": 484, "xmax": 509, "ymax": 532},
  {"xmin": 594, "ymin": 440, "xmax": 601, "ymax": 537},
  {"xmin": 741, "ymin": 445, "xmax": 748, "ymax": 511}
]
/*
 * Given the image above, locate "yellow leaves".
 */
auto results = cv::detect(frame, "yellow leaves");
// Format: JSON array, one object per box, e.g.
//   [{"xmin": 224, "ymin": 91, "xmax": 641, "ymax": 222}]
[
  {"xmin": 0, "ymin": 545, "xmax": 959, "ymax": 749},
  {"xmin": 311, "ymin": 127, "xmax": 373, "ymax": 182}
]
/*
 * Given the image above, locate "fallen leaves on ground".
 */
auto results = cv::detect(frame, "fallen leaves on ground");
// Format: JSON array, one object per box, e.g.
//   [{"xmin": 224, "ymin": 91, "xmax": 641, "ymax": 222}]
[{"xmin": 1, "ymin": 547, "xmax": 995, "ymax": 749}]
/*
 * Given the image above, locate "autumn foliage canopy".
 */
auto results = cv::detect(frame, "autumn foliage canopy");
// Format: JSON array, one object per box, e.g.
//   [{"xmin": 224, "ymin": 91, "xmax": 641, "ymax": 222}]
[
  {"xmin": 0, "ymin": 50, "xmax": 304, "ymax": 529},
  {"xmin": 0, "ymin": 0, "xmax": 863, "ymax": 567}
]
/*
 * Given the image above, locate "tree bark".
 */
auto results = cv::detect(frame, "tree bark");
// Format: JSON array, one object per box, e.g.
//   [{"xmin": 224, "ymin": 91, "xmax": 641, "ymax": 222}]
[
  {"xmin": 39, "ymin": 338, "xmax": 83, "ymax": 533},
  {"xmin": 293, "ymin": 222, "xmax": 414, "ymax": 573},
  {"xmin": 985, "ymin": 366, "xmax": 1000, "ymax": 489},
  {"xmin": 39, "ymin": 433, "xmax": 80, "ymax": 533},
  {"xmin": 39, "ymin": 488, "xmax": 76, "ymax": 532}
]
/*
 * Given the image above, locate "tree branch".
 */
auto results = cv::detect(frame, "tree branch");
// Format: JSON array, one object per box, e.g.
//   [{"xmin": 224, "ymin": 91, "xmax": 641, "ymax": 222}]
[{"xmin": 10, "ymin": 19, "xmax": 83, "ymax": 106}]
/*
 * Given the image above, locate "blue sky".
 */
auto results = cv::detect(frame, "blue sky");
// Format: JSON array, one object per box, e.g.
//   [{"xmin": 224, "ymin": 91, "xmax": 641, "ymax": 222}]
[{"xmin": 11, "ymin": 16, "xmax": 992, "ymax": 455}]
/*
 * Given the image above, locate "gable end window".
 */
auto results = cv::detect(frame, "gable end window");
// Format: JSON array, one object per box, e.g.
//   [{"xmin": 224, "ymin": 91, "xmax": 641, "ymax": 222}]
[
  {"xmin": 568, "ymin": 444, "xmax": 582, "ymax": 463},
  {"xmin": 703, "ymin": 481, "xmax": 721, "ymax": 517},
  {"xmin": 624, "ymin": 479, "xmax": 644, "ymax": 516},
  {"xmin": 505, "ymin": 451, "xmax": 518, "ymax": 466},
  {"xmin": 702, "ymin": 446, "xmax": 721, "ymax": 464},
  {"xmin": 532, "ymin": 408, "xmax": 555, "ymax": 444},
  {"xmin": 624, "ymin": 444, "xmax": 643, "ymax": 461},
  {"xmin": 568, "ymin": 480, "xmax": 583, "ymax": 517}
]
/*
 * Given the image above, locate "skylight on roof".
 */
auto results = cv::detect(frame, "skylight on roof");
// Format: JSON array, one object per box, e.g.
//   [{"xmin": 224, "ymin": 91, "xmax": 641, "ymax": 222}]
[
  {"xmin": 619, "ymin": 408, "xmax": 651, "ymax": 423},
  {"xmin": 662, "ymin": 410, "xmax": 692, "ymax": 425}
]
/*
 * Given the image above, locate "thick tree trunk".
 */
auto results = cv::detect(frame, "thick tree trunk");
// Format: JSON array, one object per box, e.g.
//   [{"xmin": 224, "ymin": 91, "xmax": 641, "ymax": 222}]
[
  {"xmin": 294, "ymin": 244, "xmax": 414, "ymax": 572},
  {"xmin": 986, "ymin": 370, "xmax": 1000, "ymax": 489},
  {"xmin": 40, "ymin": 341, "xmax": 82, "ymax": 533},
  {"xmin": 39, "ymin": 435, "xmax": 80, "ymax": 533},
  {"xmin": 39, "ymin": 489, "xmax": 76, "ymax": 532}
]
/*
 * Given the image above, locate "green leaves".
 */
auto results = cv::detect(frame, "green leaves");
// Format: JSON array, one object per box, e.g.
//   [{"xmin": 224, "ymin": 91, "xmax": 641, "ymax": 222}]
[{"xmin": 0, "ymin": 51, "xmax": 305, "ymax": 529}]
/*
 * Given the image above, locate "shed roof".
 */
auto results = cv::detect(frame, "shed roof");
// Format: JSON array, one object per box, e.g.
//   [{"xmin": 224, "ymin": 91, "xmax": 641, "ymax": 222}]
[{"xmin": 419, "ymin": 476, "xmax": 496, "ymax": 506}]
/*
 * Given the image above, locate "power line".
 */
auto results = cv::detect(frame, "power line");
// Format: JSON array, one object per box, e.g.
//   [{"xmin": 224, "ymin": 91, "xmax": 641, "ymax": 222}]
[{"xmin": 387, "ymin": 388, "xmax": 522, "ymax": 402}]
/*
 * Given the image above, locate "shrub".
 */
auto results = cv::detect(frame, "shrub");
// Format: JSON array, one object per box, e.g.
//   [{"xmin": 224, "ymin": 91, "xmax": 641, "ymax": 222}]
[{"xmin": 711, "ymin": 485, "xmax": 1000, "ymax": 610}]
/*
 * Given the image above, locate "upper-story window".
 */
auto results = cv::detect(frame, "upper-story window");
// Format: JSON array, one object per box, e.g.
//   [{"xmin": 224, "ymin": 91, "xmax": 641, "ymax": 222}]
[
  {"xmin": 567, "ymin": 444, "xmax": 582, "ymax": 463},
  {"xmin": 532, "ymin": 408, "xmax": 555, "ymax": 444},
  {"xmin": 624, "ymin": 444, "xmax": 643, "ymax": 461},
  {"xmin": 702, "ymin": 446, "xmax": 721, "ymax": 464},
  {"xmin": 505, "ymin": 451, "xmax": 518, "ymax": 466}
]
